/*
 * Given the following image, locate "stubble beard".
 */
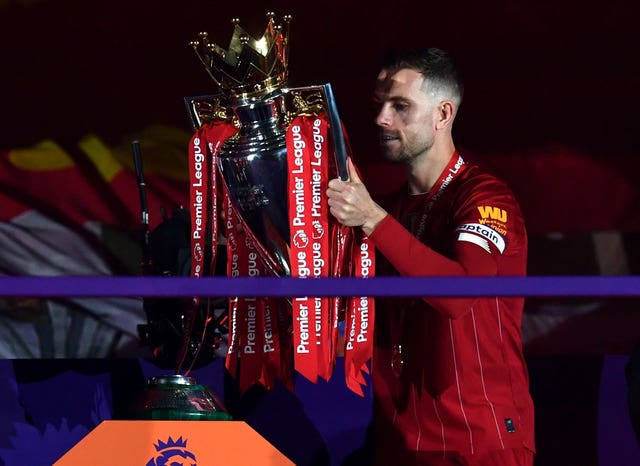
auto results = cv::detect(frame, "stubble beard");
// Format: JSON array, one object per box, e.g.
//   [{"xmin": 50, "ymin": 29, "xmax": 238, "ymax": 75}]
[
  {"xmin": 381, "ymin": 147, "xmax": 411, "ymax": 165},
  {"xmin": 380, "ymin": 137, "xmax": 434, "ymax": 166}
]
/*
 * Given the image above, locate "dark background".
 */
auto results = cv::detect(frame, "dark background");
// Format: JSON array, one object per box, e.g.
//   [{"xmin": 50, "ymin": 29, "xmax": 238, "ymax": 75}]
[
  {"xmin": 2, "ymin": 0, "xmax": 639, "ymax": 154},
  {"xmin": 2, "ymin": 0, "xmax": 639, "ymax": 239}
]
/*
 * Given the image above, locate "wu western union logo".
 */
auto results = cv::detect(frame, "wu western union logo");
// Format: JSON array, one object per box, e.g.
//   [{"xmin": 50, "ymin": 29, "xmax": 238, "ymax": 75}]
[{"xmin": 477, "ymin": 206, "xmax": 507, "ymax": 222}]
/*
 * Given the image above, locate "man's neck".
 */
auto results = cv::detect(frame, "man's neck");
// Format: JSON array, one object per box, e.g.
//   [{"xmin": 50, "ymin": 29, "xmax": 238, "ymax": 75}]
[{"xmin": 406, "ymin": 141, "xmax": 456, "ymax": 195}]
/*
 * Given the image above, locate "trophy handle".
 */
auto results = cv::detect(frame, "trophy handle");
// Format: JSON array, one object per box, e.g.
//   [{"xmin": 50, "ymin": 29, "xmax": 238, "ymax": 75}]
[
  {"xmin": 321, "ymin": 83, "xmax": 349, "ymax": 181},
  {"xmin": 184, "ymin": 94, "xmax": 230, "ymax": 130},
  {"xmin": 284, "ymin": 84, "xmax": 349, "ymax": 181}
]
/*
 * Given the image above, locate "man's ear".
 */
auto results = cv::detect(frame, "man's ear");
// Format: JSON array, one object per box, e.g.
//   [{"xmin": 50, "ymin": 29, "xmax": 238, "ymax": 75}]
[{"xmin": 435, "ymin": 100, "xmax": 455, "ymax": 130}]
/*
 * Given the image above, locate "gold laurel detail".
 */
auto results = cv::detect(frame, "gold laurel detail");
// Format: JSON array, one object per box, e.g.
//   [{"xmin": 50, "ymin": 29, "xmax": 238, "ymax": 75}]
[{"xmin": 193, "ymin": 98, "xmax": 231, "ymax": 125}]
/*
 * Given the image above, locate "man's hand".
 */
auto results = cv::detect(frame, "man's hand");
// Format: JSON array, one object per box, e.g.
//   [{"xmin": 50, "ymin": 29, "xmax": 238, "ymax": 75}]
[{"xmin": 327, "ymin": 158, "xmax": 388, "ymax": 235}]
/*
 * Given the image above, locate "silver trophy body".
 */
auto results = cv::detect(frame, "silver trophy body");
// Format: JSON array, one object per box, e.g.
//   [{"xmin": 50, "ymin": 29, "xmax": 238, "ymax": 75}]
[{"xmin": 217, "ymin": 93, "xmax": 291, "ymax": 275}]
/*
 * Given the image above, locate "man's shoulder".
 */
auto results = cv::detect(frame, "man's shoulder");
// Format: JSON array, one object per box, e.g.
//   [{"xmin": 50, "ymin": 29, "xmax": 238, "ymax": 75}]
[
  {"xmin": 457, "ymin": 163, "xmax": 517, "ymax": 200},
  {"xmin": 454, "ymin": 162, "xmax": 527, "ymax": 237}
]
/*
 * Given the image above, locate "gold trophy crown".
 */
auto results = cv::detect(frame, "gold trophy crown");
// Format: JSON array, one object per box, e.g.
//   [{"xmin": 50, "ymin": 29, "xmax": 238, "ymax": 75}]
[{"xmin": 190, "ymin": 12, "xmax": 292, "ymax": 99}]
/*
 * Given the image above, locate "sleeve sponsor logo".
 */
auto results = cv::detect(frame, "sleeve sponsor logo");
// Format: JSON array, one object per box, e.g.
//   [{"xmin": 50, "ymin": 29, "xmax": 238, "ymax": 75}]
[
  {"xmin": 477, "ymin": 205, "xmax": 507, "ymax": 235},
  {"xmin": 456, "ymin": 223, "xmax": 506, "ymax": 254},
  {"xmin": 477, "ymin": 206, "xmax": 507, "ymax": 222}
]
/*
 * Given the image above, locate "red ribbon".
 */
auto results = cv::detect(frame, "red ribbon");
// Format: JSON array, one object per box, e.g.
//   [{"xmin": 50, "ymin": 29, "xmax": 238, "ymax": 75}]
[
  {"xmin": 344, "ymin": 230, "xmax": 375, "ymax": 395},
  {"xmin": 179, "ymin": 121, "xmax": 237, "ymax": 375}
]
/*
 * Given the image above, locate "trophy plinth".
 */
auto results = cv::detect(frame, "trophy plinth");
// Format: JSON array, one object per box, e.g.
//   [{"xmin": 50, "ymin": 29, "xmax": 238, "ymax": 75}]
[{"xmin": 134, "ymin": 375, "xmax": 232, "ymax": 421}]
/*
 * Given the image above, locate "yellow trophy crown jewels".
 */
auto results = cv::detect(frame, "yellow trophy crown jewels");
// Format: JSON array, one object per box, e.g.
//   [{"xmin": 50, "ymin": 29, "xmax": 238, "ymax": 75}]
[{"xmin": 190, "ymin": 12, "xmax": 291, "ymax": 99}]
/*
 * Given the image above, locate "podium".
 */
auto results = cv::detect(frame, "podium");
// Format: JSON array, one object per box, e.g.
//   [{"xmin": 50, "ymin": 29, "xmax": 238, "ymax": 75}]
[{"xmin": 54, "ymin": 420, "xmax": 295, "ymax": 465}]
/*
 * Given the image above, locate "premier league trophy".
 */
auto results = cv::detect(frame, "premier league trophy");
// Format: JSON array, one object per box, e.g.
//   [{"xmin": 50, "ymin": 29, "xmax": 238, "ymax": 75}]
[{"xmin": 179, "ymin": 12, "xmax": 375, "ymax": 396}]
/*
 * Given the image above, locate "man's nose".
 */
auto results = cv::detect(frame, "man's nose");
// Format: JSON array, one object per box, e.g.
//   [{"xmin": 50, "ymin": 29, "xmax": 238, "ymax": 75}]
[{"xmin": 375, "ymin": 105, "xmax": 390, "ymax": 127}]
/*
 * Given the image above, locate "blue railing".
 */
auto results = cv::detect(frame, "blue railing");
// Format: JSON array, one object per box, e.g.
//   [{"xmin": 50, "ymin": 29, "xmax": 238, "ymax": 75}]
[{"xmin": 0, "ymin": 276, "xmax": 638, "ymax": 297}]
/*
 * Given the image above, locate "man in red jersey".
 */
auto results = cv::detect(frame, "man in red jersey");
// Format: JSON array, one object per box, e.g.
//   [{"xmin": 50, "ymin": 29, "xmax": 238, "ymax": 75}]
[{"xmin": 327, "ymin": 47, "xmax": 535, "ymax": 466}]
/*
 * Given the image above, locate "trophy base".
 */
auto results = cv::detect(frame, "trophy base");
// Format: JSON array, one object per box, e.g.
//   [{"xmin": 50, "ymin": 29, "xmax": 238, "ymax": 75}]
[{"xmin": 134, "ymin": 374, "xmax": 232, "ymax": 421}]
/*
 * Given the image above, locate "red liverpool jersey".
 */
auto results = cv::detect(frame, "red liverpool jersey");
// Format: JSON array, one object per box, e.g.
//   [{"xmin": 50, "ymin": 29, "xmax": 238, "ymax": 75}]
[{"xmin": 368, "ymin": 152, "xmax": 535, "ymax": 463}]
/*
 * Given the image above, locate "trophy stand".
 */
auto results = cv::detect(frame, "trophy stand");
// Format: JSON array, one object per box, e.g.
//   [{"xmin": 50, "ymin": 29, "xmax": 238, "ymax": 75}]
[{"xmin": 133, "ymin": 375, "xmax": 232, "ymax": 421}]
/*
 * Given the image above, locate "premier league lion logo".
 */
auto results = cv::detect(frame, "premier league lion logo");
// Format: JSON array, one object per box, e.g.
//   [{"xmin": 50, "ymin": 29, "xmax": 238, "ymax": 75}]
[{"xmin": 146, "ymin": 436, "xmax": 197, "ymax": 466}]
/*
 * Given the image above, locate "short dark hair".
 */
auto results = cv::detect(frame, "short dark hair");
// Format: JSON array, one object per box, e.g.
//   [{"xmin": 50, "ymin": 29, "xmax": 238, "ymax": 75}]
[{"xmin": 381, "ymin": 47, "xmax": 464, "ymax": 106}]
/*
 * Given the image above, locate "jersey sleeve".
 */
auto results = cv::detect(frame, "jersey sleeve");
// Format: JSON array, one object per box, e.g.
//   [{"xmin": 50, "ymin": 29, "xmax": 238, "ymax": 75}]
[{"xmin": 369, "ymin": 175, "xmax": 526, "ymax": 319}]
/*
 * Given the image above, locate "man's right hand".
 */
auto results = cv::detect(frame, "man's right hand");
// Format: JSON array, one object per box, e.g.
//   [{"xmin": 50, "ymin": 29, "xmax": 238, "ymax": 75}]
[{"xmin": 326, "ymin": 158, "xmax": 388, "ymax": 235}]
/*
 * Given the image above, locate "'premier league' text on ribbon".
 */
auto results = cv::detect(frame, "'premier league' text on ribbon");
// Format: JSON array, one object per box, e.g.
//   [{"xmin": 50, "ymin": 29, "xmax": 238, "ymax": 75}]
[{"xmin": 287, "ymin": 116, "xmax": 332, "ymax": 383}]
